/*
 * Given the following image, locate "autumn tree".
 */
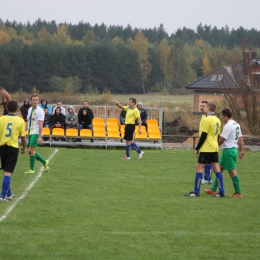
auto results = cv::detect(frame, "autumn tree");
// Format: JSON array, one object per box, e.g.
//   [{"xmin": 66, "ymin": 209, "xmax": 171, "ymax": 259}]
[
  {"xmin": 201, "ymin": 54, "xmax": 211, "ymax": 74},
  {"xmin": 37, "ymin": 27, "xmax": 52, "ymax": 43},
  {"xmin": 83, "ymin": 30, "xmax": 95, "ymax": 45},
  {"xmin": 53, "ymin": 25, "xmax": 72, "ymax": 44},
  {"xmin": 158, "ymin": 39, "xmax": 171, "ymax": 89},
  {"xmin": 131, "ymin": 32, "xmax": 152, "ymax": 93}
]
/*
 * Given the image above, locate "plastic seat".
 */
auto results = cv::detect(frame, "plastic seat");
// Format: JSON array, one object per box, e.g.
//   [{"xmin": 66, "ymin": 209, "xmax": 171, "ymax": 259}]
[
  {"xmin": 146, "ymin": 119, "xmax": 159, "ymax": 126},
  {"xmin": 51, "ymin": 128, "xmax": 65, "ymax": 137},
  {"xmin": 80, "ymin": 129, "xmax": 93, "ymax": 138},
  {"xmin": 107, "ymin": 124, "xmax": 119, "ymax": 131},
  {"xmin": 93, "ymin": 129, "xmax": 106, "ymax": 139},
  {"xmin": 148, "ymin": 125, "xmax": 160, "ymax": 133},
  {"xmin": 43, "ymin": 127, "xmax": 51, "ymax": 137},
  {"xmin": 107, "ymin": 130, "xmax": 121, "ymax": 139},
  {"xmin": 148, "ymin": 131, "xmax": 161, "ymax": 140},
  {"xmin": 135, "ymin": 125, "xmax": 147, "ymax": 133},
  {"xmin": 93, "ymin": 125, "xmax": 105, "ymax": 131},
  {"xmin": 92, "ymin": 118, "xmax": 105, "ymax": 126},
  {"xmin": 66, "ymin": 128, "xmax": 78, "ymax": 138},
  {"xmin": 106, "ymin": 118, "xmax": 118, "ymax": 127},
  {"xmin": 120, "ymin": 125, "xmax": 125, "ymax": 134}
]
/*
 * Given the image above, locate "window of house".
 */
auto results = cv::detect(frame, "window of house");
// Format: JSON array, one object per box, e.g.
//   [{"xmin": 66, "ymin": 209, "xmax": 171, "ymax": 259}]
[{"xmin": 211, "ymin": 74, "xmax": 223, "ymax": 81}]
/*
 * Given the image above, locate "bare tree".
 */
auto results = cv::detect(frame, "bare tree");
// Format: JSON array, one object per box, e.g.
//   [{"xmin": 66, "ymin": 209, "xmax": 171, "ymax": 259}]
[{"xmin": 220, "ymin": 51, "xmax": 260, "ymax": 135}]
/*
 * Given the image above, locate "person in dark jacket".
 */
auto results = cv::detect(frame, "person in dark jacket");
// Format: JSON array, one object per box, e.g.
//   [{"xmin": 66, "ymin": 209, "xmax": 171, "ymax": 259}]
[
  {"xmin": 78, "ymin": 101, "xmax": 94, "ymax": 120},
  {"xmin": 135, "ymin": 102, "xmax": 147, "ymax": 130},
  {"xmin": 51, "ymin": 107, "xmax": 66, "ymax": 141},
  {"xmin": 77, "ymin": 107, "xmax": 93, "ymax": 142},
  {"xmin": 20, "ymin": 98, "xmax": 31, "ymax": 122},
  {"xmin": 43, "ymin": 106, "xmax": 52, "ymax": 128}
]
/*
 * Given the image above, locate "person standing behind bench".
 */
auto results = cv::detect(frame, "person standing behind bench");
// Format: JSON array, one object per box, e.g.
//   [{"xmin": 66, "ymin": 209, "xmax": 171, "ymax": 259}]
[
  {"xmin": 113, "ymin": 98, "xmax": 144, "ymax": 160},
  {"xmin": 0, "ymin": 101, "xmax": 26, "ymax": 202}
]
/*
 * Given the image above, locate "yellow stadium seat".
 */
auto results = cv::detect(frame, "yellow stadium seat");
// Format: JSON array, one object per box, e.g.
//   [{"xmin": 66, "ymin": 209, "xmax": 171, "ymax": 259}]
[
  {"xmin": 148, "ymin": 131, "xmax": 161, "ymax": 141},
  {"xmin": 107, "ymin": 130, "xmax": 121, "ymax": 139},
  {"xmin": 147, "ymin": 125, "xmax": 160, "ymax": 133},
  {"xmin": 146, "ymin": 119, "xmax": 159, "ymax": 126},
  {"xmin": 80, "ymin": 129, "xmax": 93, "ymax": 138},
  {"xmin": 93, "ymin": 129, "xmax": 106, "ymax": 139},
  {"xmin": 107, "ymin": 124, "xmax": 119, "ymax": 131},
  {"xmin": 43, "ymin": 127, "xmax": 51, "ymax": 137},
  {"xmin": 120, "ymin": 125, "xmax": 125, "ymax": 134},
  {"xmin": 65, "ymin": 128, "xmax": 78, "ymax": 138},
  {"xmin": 106, "ymin": 118, "xmax": 118, "ymax": 126},
  {"xmin": 135, "ymin": 125, "xmax": 147, "ymax": 133},
  {"xmin": 52, "ymin": 128, "xmax": 65, "ymax": 137},
  {"xmin": 93, "ymin": 125, "xmax": 105, "ymax": 131},
  {"xmin": 92, "ymin": 118, "xmax": 105, "ymax": 126}
]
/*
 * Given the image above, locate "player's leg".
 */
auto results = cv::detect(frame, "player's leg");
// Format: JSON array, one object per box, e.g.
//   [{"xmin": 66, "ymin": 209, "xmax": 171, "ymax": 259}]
[
  {"xmin": 211, "ymin": 154, "xmax": 225, "ymax": 197},
  {"xmin": 24, "ymin": 134, "xmax": 38, "ymax": 173},
  {"xmin": 123, "ymin": 125, "xmax": 135, "ymax": 159},
  {"xmin": 203, "ymin": 164, "xmax": 212, "ymax": 183},
  {"xmin": 185, "ymin": 153, "xmax": 206, "ymax": 197},
  {"xmin": 131, "ymin": 141, "xmax": 144, "ymax": 159},
  {"xmin": 226, "ymin": 148, "xmax": 242, "ymax": 197},
  {"xmin": 0, "ymin": 147, "xmax": 18, "ymax": 201}
]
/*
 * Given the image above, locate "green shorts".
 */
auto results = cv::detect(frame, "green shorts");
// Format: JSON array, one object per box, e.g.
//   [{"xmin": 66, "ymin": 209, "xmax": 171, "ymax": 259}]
[
  {"xmin": 27, "ymin": 134, "xmax": 39, "ymax": 147},
  {"xmin": 219, "ymin": 148, "xmax": 238, "ymax": 170}
]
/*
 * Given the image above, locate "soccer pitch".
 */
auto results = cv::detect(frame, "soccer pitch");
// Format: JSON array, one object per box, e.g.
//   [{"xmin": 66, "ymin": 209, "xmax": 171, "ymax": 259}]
[{"xmin": 0, "ymin": 147, "xmax": 259, "ymax": 260}]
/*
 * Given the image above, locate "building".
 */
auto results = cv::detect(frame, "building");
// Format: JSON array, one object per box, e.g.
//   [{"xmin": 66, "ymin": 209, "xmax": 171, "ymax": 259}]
[{"xmin": 186, "ymin": 52, "xmax": 260, "ymax": 111}]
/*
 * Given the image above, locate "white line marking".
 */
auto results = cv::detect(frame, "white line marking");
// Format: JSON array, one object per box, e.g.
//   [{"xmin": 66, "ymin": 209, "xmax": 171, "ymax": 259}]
[{"xmin": 0, "ymin": 149, "xmax": 58, "ymax": 222}]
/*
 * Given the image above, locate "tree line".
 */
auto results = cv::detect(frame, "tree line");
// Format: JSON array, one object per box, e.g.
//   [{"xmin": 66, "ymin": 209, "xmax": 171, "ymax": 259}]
[{"xmin": 0, "ymin": 18, "xmax": 259, "ymax": 94}]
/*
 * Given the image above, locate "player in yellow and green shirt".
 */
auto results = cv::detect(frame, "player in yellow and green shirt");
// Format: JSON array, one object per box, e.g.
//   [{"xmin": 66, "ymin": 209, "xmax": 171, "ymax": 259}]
[
  {"xmin": 185, "ymin": 103, "xmax": 225, "ymax": 197},
  {"xmin": 113, "ymin": 98, "xmax": 144, "ymax": 160},
  {"xmin": 0, "ymin": 100, "xmax": 26, "ymax": 202}
]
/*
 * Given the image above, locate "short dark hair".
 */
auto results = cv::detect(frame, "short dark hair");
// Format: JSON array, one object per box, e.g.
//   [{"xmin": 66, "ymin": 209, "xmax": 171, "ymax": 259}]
[
  {"xmin": 221, "ymin": 108, "xmax": 232, "ymax": 118},
  {"xmin": 43, "ymin": 106, "xmax": 48, "ymax": 110},
  {"xmin": 201, "ymin": 100, "xmax": 208, "ymax": 104},
  {"xmin": 207, "ymin": 103, "xmax": 216, "ymax": 112},
  {"xmin": 129, "ymin": 98, "xmax": 136, "ymax": 104},
  {"xmin": 7, "ymin": 100, "xmax": 18, "ymax": 113},
  {"xmin": 31, "ymin": 94, "xmax": 39, "ymax": 100}
]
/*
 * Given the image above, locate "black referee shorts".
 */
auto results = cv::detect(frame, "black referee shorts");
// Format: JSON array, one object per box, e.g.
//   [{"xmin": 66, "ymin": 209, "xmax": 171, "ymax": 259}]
[
  {"xmin": 124, "ymin": 124, "xmax": 135, "ymax": 141},
  {"xmin": 0, "ymin": 145, "xmax": 19, "ymax": 173}
]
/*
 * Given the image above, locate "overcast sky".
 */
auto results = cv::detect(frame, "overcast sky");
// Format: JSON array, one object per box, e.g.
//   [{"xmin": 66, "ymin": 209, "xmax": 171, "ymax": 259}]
[{"xmin": 0, "ymin": 0, "xmax": 258, "ymax": 35}]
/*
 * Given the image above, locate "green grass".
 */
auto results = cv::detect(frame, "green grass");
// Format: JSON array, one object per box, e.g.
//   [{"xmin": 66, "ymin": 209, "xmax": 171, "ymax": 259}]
[
  {"xmin": 86, "ymin": 93, "xmax": 194, "ymax": 106},
  {"xmin": 0, "ymin": 147, "xmax": 259, "ymax": 260}
]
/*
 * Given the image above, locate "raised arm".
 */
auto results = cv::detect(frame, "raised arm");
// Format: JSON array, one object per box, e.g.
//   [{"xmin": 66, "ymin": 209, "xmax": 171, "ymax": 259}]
[{"xmin": 113, "ymin": 101, "xmax": 124, "ymax": 109}]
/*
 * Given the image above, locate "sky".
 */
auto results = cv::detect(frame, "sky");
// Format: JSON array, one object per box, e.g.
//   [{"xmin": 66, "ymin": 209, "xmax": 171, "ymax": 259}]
[{"xmin": 0, "ymin": 0, "xmax": 258, "ymax": 35}]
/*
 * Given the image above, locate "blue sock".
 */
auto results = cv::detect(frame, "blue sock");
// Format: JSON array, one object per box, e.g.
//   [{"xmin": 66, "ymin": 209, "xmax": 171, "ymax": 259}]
[
  {"xmin": 126, "ymin": 145, "xmax": 131, "ymax": 158},
  {"xmin": 216, "ymin": 172, "xmax": 224, "ymax": 194},
  {"xmin": 7, "ymin": 186, "xmax": 12, "ymax": 197},
  {"xmin": 1, "ymin": 176, "xmax": 11, "ymax": 199},
  {"xmin": 131, "ymin": 142, "xmax": 141, "ymax": 153},
  {"xmin": 204, "ymin": 164, "xmax": 212, "ymax": 181},
  {"xmin": 194, "ymin": 172, "xmax": 203, "ymax": 195}
]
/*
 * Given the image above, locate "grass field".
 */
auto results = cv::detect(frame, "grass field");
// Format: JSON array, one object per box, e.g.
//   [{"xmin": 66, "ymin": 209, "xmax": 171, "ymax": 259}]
[{"xmin": 0, "ymin": 147, "xmax": 259, "ymax": 260}]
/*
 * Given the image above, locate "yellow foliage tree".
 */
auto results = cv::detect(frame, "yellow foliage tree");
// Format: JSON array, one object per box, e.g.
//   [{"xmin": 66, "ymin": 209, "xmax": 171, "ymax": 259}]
[
  {"xmin": 20, "ymin": 28, "xmax": 34, "ymax": 44},
  {"xmin": 83, "ymin": 30, "xmax": 95, "ymax": 45},
  {"xmin": 37, "ymin": 28, "xmax": 52, "ymax": 43},
  {"xmin": 131, "ymin": 32, "xmax": 152, "ymax": 93},
  {"xmin": 0, "ymin": 31, "xmax": 11, "ymax": 44},
  {"xmin": 201, "ymin": 54, "xmax": 211, "ymax": 75},
  {"xmin": 53, "ymin": 25, "xmax": 72, "ymax": 44},
  {"xmin": 158, "ymin": 39, "xmax": 171, "ymax": 88}
]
